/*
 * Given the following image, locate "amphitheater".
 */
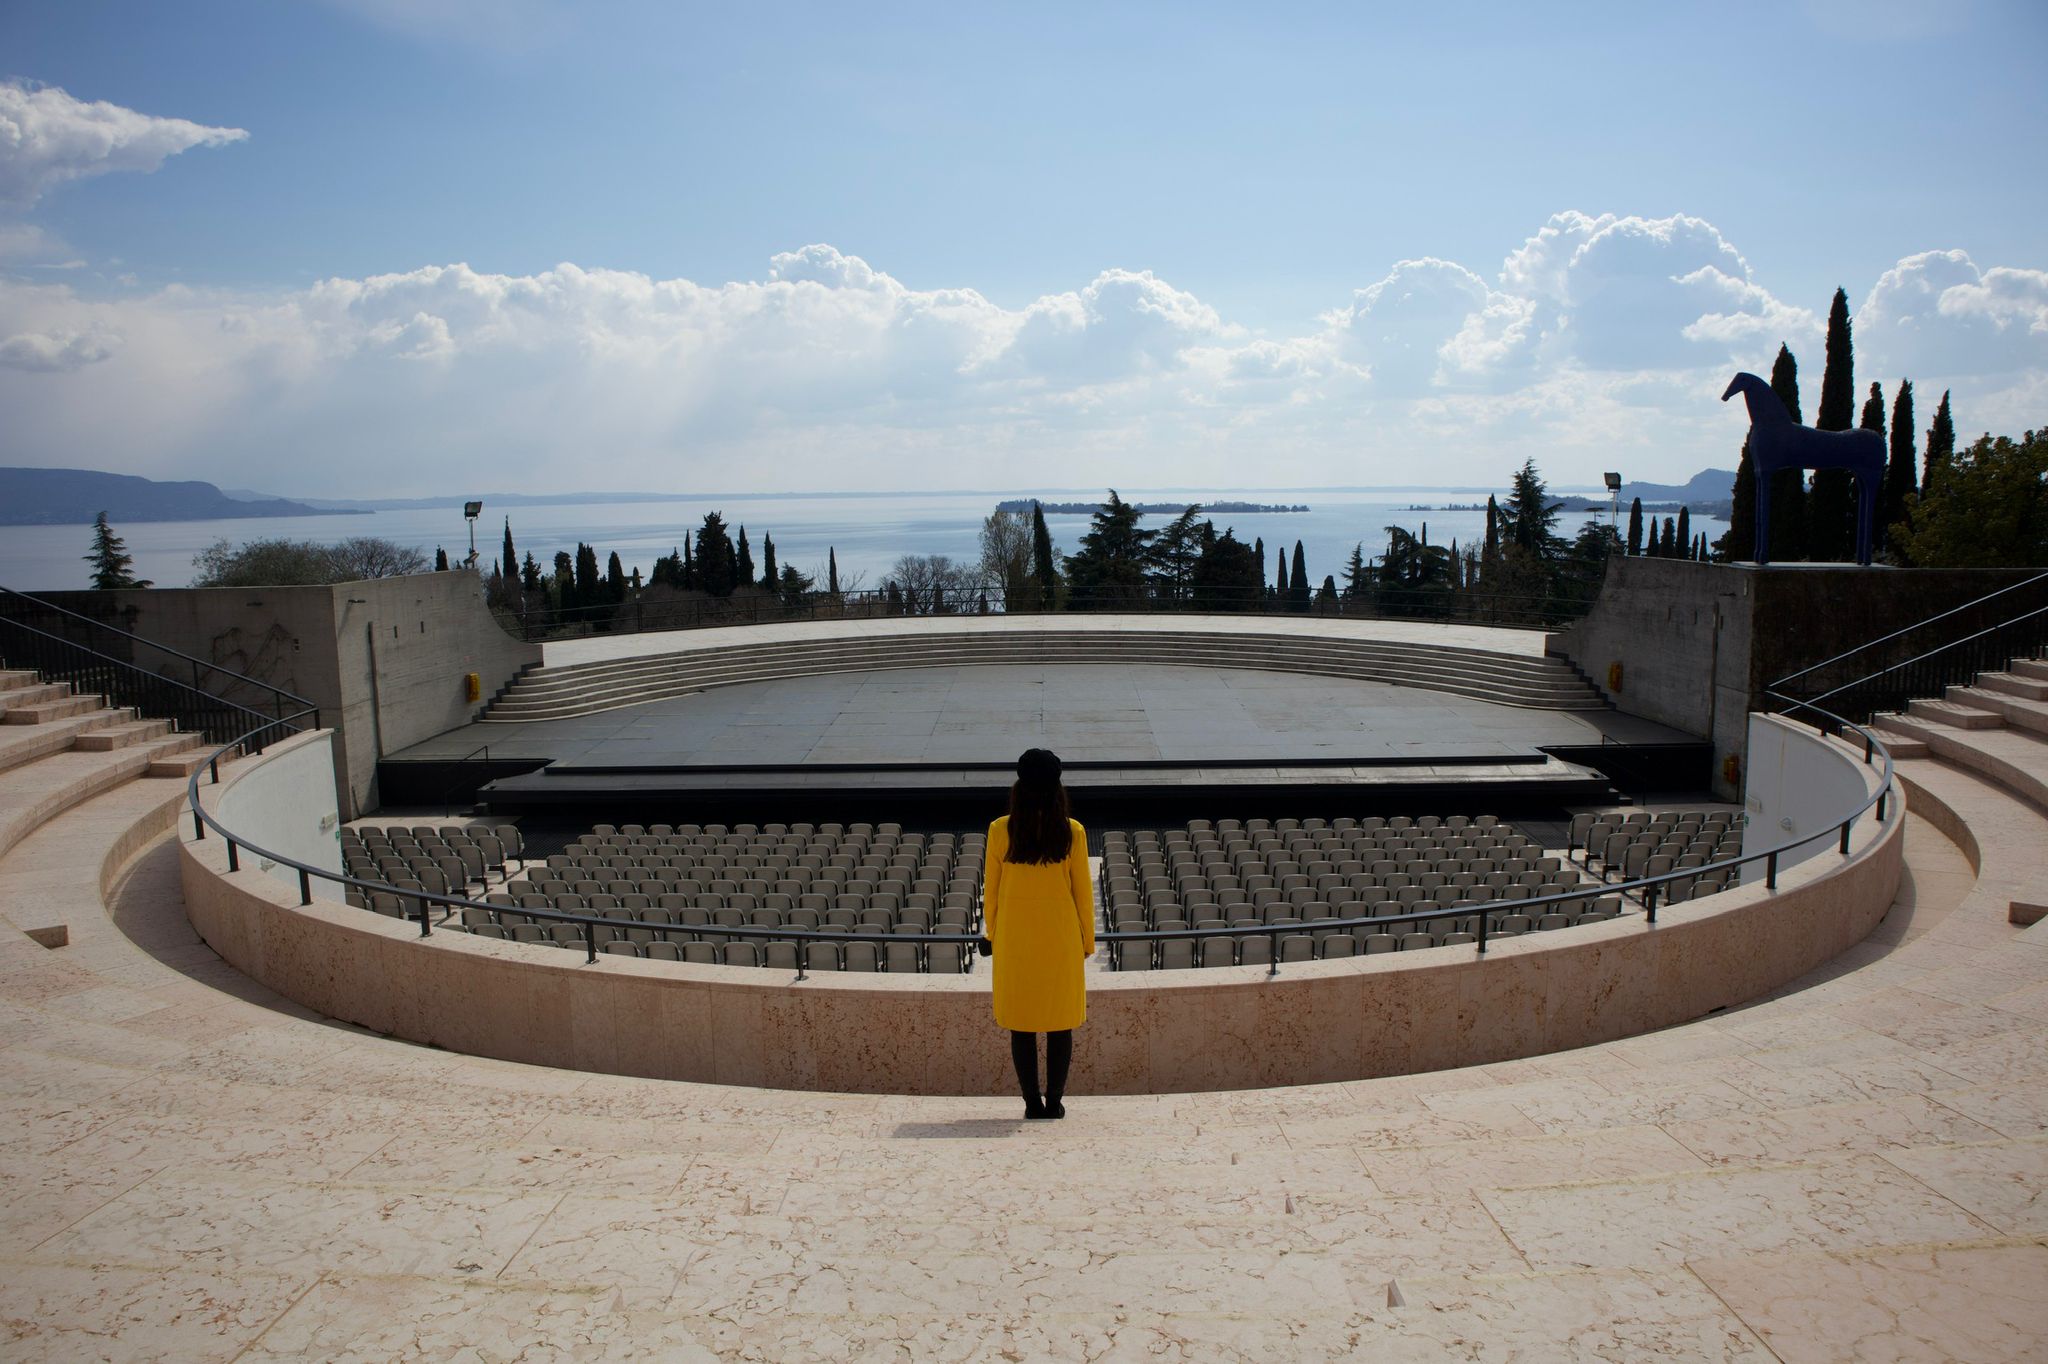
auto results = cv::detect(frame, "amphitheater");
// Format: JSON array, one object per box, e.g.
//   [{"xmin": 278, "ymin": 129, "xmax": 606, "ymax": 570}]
[{"xmin": 2, "ymin": 567, "xmax": 2046, "ymax": 1360}]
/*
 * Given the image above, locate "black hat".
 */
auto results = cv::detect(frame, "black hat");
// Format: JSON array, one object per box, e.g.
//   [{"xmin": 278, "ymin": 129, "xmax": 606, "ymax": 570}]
[{"xmin": 1016, "ymin": 748, "xmax": 1063, "ymax": 783}]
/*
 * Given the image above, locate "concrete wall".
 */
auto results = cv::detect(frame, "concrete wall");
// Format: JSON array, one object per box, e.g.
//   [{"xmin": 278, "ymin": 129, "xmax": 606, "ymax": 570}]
[
  {"xmin": 24, "ymin": 573, "xmax": 538, "ymax": 817},
  {"xmin": 1550, "ymin": 559, "xmax": 2042, "ymax": 798},
  {"xmin": 182, "ymin": 710, "xmax": 1904, "ymax": 1095},
  {"xmin": 1741, "ymin": 713, "xmax": 1881, "ymax": 884},
  {"xmin": 213, "ymin": 729, "xmax": 344, "ymax": 890}
]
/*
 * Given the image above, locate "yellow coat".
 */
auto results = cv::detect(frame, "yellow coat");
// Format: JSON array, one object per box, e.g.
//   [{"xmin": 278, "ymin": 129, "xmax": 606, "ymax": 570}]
[{"xmin": 983, "ymin": 816, "xmax": 1095, "ymax": 1033}]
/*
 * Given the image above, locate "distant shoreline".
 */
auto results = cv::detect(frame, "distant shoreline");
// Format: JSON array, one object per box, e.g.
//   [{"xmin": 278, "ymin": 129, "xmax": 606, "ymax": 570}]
[{"xmin": 993, "ymin": 499, "xmax": 1309, "ymax": 516}]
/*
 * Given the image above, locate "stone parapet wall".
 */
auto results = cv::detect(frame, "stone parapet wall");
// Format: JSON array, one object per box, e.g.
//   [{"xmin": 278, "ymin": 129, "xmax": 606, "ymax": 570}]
[{"xmin": 182, "ymin": 717, "xmax": 1903, "ymax": 1094}]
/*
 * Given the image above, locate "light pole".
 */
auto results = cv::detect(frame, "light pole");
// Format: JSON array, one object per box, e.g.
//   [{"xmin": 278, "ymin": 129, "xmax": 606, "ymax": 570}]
[
  {"xmin": 463, "ymin": 500, "xmax": 483, "ymax": 568},
  {"xmin": 1603, "ymin": 472, "xmax": 1622, "ymax": 536}
]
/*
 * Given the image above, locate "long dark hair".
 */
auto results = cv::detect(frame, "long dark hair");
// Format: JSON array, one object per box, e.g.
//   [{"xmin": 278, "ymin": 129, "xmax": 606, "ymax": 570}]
[{"xmin": 1005, "ymin": 750, "xmax": 1072, "ymax": 864}]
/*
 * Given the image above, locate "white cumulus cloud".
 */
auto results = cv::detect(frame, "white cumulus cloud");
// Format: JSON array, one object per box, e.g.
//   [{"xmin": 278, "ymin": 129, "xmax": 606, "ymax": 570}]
[
  {"xmin": 0, "ymin": 328, "xmax": 115, "ymax": 372},
  {"xmin": 1860, "ymin": 249, "xmax": 2048, "ymax": 377},
  {"xmin": 0, "ymin": 80, "xmax": 248, "ymax": 212}
]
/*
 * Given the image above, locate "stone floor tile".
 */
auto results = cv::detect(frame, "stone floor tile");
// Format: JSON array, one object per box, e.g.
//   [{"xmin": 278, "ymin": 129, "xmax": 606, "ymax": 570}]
[
  {"xmin": 1880, "ymin": 1138, "xmax": 2048, "ymax": 1234},
  {"xmin": 1358, "ymin": 1124, "xmax": 1708, "ymax": 1197},
  {"xmin": 0, "ymin": 1259, "xmax": 312, "ymax": 1363},
  {"xmin": 1661, "ymin": 1093, "xmax": 2005, "ymax": 1168},
  {"xmin": 1690, "ymin": 1241, "xmax": 2048, "ymax": 1364}
]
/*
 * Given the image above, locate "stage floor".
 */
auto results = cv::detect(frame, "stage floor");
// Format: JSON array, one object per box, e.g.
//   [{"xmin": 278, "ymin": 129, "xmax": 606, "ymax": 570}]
[{"xmin": 395, "ymin": 663, "xmax": 1692, "ymax": 769}]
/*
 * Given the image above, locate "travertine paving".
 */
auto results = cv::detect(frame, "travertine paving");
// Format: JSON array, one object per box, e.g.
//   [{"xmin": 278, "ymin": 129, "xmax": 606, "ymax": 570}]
[{"xmin": 2, "ymin": 724, "xmax": 2046, "ymax": 1357}]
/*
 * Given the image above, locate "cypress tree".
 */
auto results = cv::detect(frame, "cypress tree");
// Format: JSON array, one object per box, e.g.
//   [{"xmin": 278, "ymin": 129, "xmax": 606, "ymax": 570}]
[
  {"xmin": 1857, "ymin": 383, "xmax": 1887, "ymax": 558},
  {"xmin": 1030, "ymin": 503, "xmax": 1057, "ymax": 607},
  {"xmin": 1807, "ymin": 289, "xmax": 1857, "ymax": 559},
  {"xmin": 1717, "ymin": 442, "xmax": 1756, "ymax": 561},
  {"xmin": 1676, "ymin": 506, "xmax": 1690, "ymax": 557},
  {"xmin": 696, "ymin": 514, "xmax": 737, "ymax": 597},
  {"xmin": 521, "ymin": 552, "xmax": 542, "ymax": 594},
  {"xmin": 1766, "ymin": 344, "xmax": 1809, "ymax": 562},
  {"xmin": 1881, "ymin": 379, "xmax": 1916, "ymax": 556},
  {"xmin": 1626, "ymin": 498, "xmax": 1644, "ymax": 556},
  {"xmin": 735, "ymin": 527, "xmax": 754, "ymax": 586},
  {"xmin": 681, "ymin": 531, "xmax": 695, "ymax": 589},
  {"xmin": 501, "ymin": 519, "xmax": 516, "ymax": 588},
  {"xmin": 828, "ymin": 547, "xmax": 840, "ymax": 596},
  {"xmin": 760, "ymin": 535, "xmax": 777, "ymax": 590},
  {"xmin": 1275, "ymin": 544, "xmax": 1289, "ymax": 603},
  {"xmin": 1289, "ymin": 541, "xmax": 1311, "ymax": 612},
  {"xmin": 574, "ymin": 542, "xmax": 600, "ymax": 606},
  {"xmin": 605, "ymin": 550, "xmax": 626, "ymax": 603},
  {"xmin": 1317, "ymin": 575, "xmax": 1338, "ymax": 610},
  {"xmin": 435, "ymin": 546, "xmax": 449, "ymax": 572},
  {"xmin": 85, "ymin": 512, "xmax": 150, "ymax": 589},
  {"xmin": 1660, "ymin": 517, "xmax": 1678, "ymax": 557},
  {"xmin": 553, "ymin": 550, "xmax": 575, "ymax": 610},
  {"xmin": 1923, "ymin": 390, "xmax": 1954, "ymax": 495}
]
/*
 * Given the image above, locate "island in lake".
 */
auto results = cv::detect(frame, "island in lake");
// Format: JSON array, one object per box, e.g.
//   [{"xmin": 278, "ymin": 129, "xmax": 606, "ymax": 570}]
[{"xmin": 996, "ymin": 499, "xmax": 1308, "ymax": 515}]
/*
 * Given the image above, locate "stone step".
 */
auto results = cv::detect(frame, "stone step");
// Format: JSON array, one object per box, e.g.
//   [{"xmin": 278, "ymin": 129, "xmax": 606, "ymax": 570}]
[
  {"xmin": 71, "ymin": 718, "xmax": 173, "ymax": 752},
  {"xmin": 0, "ymin": 681, "xmax": 72, "ymax": 708},
  {"xmin": 1905, "ymin": 696, "xmax": 2003, "ymax": 730},
  {"xmin": 142, "ymin": 732, "xmax": 209, "ymax": 778},
  {"xmin": 1874, "ymin": 711, "xmax": 2048, "ymax": 818},
  {"xmin": 0, "ymin": 669, "xmax": 43, "ymax": 692},
  {"xmin": 2011, "ymin": 658, "xmax": 2048, "ymax": 681},
  {"xmin": 1975, "ymin": 671, "xmax": 2048, "ymax": 701},
  {"xmin": 1, "ymin": 692, "xmax": 104, "ymax": 725},
  {"xmin": 1947, "ymin": 686, "xmax": 2048, "ymax": 739},
  {"xmin": 1866, "ymin": 722, "xmax": 1931, "ymax": 759},
  {"xmin": 0, "ymin": 708, "xmax": 131, "ymax": 774}
]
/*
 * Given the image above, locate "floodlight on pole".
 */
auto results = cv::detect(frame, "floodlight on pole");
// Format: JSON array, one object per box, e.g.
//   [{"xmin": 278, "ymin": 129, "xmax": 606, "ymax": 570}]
[
  {"xmin": 464, "ymin": 500, "xmax": 483, "ymax": 567},
  {"xmin": 1602, "ymin": 473, "xmax": 1622, "ymax": 533}
]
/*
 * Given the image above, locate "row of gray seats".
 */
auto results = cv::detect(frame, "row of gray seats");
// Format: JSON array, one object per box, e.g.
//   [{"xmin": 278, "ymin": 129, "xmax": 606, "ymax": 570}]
[
  {"xmin": 1108, "ymin": 900, "xmax": 1628, "ymax": 970},
  {"xmin": 446, "ymin": 920, "xmax": 974, "ymax": 973}
]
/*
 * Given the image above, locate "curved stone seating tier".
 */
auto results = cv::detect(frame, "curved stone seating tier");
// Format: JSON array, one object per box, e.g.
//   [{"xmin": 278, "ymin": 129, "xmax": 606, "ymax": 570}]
[
  {"xmin": 7, "ymin": 662, "xmax": 2048, "ymax": 1355},
  {"xmin": 482, "ymin": 624, "xmax": 1607, "ymax": 723}
]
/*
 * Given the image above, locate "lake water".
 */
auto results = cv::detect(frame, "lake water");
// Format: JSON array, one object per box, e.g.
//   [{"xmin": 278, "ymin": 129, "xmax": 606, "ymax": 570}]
[{"xmin": 3, "ymin": 488, "xmax": 1726, "ymax": 593}]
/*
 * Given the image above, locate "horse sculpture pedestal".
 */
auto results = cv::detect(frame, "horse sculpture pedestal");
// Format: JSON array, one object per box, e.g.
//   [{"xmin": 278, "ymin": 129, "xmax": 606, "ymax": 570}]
[{"xmin": 1723, "ymin": 372, "xmax": 1885, "ymax": 566}]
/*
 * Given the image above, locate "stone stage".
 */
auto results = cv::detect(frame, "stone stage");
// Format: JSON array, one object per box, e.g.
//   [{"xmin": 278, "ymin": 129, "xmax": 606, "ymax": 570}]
[{"xmin": 381, "ymin": 662, "xmax": 1703, "ymax": 821}]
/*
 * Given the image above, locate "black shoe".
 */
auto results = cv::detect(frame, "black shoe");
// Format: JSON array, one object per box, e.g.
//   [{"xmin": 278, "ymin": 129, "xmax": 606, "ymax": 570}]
[
  {"xmin": 1023, "ymin": 1099, "xmax": 1050, "ymax": 1120},
  {"xmin": 1046, "ymin": 1097, "xmax": 1065, "ymax": 1119}
]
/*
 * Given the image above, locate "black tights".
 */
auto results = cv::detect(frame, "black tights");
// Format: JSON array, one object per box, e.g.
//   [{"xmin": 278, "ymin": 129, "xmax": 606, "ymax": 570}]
[{"xmin": 1010, "ymin": 1029, "xmax": 1073, "ymax": 1115}]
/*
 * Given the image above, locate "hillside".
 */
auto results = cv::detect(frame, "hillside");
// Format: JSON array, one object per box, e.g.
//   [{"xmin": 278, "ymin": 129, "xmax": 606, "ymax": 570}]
[{"xmin": 0, "ymin": 467, "xmax": 344, "ymax": 525}]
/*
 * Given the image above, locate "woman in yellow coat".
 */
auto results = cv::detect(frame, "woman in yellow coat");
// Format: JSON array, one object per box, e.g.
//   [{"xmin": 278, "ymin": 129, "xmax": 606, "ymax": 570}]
[{"xmin": 983, "ymin": 748, "xmax": 1094, "ymax": 1119}]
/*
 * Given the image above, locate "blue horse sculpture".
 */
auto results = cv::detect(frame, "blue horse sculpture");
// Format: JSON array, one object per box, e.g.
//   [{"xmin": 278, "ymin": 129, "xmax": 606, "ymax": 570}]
[{"xmin": 1723, "ymin": 371, "xmax": 1885, "ymax": 566}]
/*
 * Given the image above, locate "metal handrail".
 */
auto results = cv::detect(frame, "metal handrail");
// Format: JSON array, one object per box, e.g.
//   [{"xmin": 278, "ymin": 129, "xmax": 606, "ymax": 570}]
[
  {"xmin": 1, "ymin": 614, "xmax": 321, "ymax": 748},
  {"xmin": 1789, "ymin": 604, "xmax": 2048, "ymax": 711},
  {"xmin": 188, "ymin": 698, "xmax": 1895, "ymax": 982},
  {"xmin": 1768, "ymin": 570, "xmax": 2048, "ymax": 693},
  {"xmin": 0, "ymin": 584, "xmax": 318, "ymax": 715}
]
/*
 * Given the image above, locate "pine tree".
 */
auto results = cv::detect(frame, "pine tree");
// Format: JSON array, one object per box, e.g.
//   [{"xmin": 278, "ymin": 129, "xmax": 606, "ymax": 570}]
[
  {"xmin": 501, "ymin": 519, "xmax": 516, "ymax": 589},
  {"xmin": 1924, "ymin": 390, "xmax": 1955, "ymax": 495},
  {"xmin": 1626, "ymin": 498, "xmax": 1644, "ymax": 556},
  {"xmin": 1341, "ymin": 543, "xmax": 1368, "ymax": 603},
  {"xmin": 435, "ymin": 546, "xmax": 449, "ymax": 572},
  {"xmin": 1765, "ymin": 344, "xmax": 1809, "ymax": 562},
  {"xmin": 828, "ymin": 547, "xmax": 840, "ymax": 596},
  {"xmin": 1676, "ymin": 506, "xmax": 1691, "ymax": 557},
  {"xmin": 1029, "ymin": 502, "xmax": 1057, "ymax": 607},
  {"xmin": 735, "ymin": 527, "xmax": 754, "ymax": 586},
  {"xmin": 84, "ymin": 512, "xmax": 151, "ymax": 589},
  {"xmin": 521, "ymin": 552, "xmax": 542, "ymax": 594},
  {"xmin": 1288, "ymin": 541, "xmax": 1311, "ymax": 612},
  {"xmin": 1660, "ymin": 517, "xmax": 1678, "ymax": 557},
  {"xmin": 1881, "ymin": 379, "xmax": 1916, "ymax": 558},
  {"xmin": 760, "ymin": 535, "xmax": 777, "ymax": 590},
  {"xmin": 1064, "ymin": 491, "xmax": 1153, "ymax": 609}
]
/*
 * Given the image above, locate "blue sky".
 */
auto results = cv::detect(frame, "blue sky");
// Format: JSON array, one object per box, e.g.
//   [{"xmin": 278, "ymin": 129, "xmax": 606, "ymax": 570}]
[{"xmin": 1, "ymin": 0, "xmax": 2044, "ymax": 497}]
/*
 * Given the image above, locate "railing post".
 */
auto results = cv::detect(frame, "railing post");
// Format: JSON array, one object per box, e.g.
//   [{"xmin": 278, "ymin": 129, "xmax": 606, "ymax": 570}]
[
  {"xmin": 1644, "ymin": 881, "xmax": 1658, "ymax": 924},
  {"xmin": 1475, "ymin": 906, "xmax": 1489, "ymax": 955},
  {"xmin": 1766, "ymin": 851, "xmax": 1778, "ymax": 890},
  {"xmin": 1876, "ymin": 789, "xmax": 1888, "ymax": 822},
  {"xmin": 417, "ymin": 895, "xmax": 431, "ymax": 937},
  {"xmin": 226, "ymin": 840, "xmax": 239, "ymax": 873},
  {"xmin": 298, "ymin": 868, "xmax": 312, "ymax": 906},
  {"xmin": 192, "ymin": 809, "xmax": 206, "ymax": 840},
  {"xmin": 584, "ymin": 920, "xmax": 597, "ymax": 963},
  {"xmin": 1839, "ymin": 818, "xmax": 1853, "ymax": 855}
]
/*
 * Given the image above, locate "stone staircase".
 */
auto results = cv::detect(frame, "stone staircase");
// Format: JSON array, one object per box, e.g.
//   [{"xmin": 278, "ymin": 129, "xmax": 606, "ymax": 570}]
[
  {"xmin": 485, "ymin": 627, "xmax": 1609, "ymax": 723},
  {"xmin": 0, "ymin": 665, "xmax": 211, "ymax": 781},
  {"xmin": 1873, "ymin": 654, "xmax": 2048, "ymax": 925}
]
